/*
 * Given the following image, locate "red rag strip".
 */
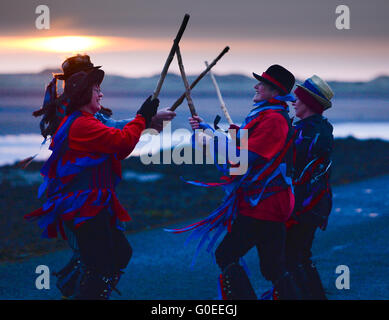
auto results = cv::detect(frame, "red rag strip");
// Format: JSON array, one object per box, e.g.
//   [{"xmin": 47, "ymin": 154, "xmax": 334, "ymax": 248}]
[
  {"xmin": 293, "ymin": 157, "xmax": 325, "ymax": 185},
  {"xmin": 295, "ymin": 189, "xmax": 327, "ymax": 217},
  {"xmin": 58, "ymin": 220, "xmax": 67, "ymax": 240},
  {"xmin": 219, "ymin": 274, "xmax": 228, "ymax": 300},
  {"xmin": 254, "ymin": 130, "xmax": 297, "ymax": 182}
]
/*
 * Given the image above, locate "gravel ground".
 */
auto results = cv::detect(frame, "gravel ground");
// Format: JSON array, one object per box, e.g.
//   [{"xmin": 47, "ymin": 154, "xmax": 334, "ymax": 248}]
[{"xmin": 0, "ymin": 174, "xmax": 388, "ymax": 300}]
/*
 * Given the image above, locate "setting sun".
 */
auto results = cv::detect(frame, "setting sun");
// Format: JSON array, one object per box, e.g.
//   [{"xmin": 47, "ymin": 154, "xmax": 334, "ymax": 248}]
[
  {"xmin": 0, "ymin": 35, "xmax": 171, "ymax": 54},
  {"xmin": 24, "ymin": 36, "xmax": 107, "ymax": 52},
  {"xmin": 1, "ymin": 36, "xmax": 107, "ymax": 53}
]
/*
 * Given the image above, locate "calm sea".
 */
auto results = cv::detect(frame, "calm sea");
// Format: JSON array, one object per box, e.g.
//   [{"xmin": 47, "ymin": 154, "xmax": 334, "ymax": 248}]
[{"xmin": 0, "ymin": 95, "xmax": 388, "ymax": 165}]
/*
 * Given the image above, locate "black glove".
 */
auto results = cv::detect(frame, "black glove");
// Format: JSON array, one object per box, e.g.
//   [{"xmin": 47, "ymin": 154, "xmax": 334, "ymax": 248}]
[{"xmin": 137, "ymin": 96, "xmax": 159, "ymax": 127}]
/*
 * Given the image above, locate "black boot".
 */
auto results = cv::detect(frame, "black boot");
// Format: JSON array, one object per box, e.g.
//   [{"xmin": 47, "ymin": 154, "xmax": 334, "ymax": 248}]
[
  {"xmin": 111, "ymin": 270, "xmax": 124, "ymax": 296},
  {"xmin": 219, "ymin": 263, "xmax": 257, "ymax": 300},
  {"xmin": 273, "ymin": 272, "xmax": 304, "ymax": 300},
  {"xmin": 291, "ymin": 264, "xmax": 313, "ymax": 299},
  {"xmin": 72, "ymin": 265, "xmax": 114, "ymax": 300},
  {"xmin": 53, "ymin": 253, "xmax": 83, "ymax": 299},
  {"xmin": 301, "ymin": 262, "xmax": 327, "ymax": 300}
]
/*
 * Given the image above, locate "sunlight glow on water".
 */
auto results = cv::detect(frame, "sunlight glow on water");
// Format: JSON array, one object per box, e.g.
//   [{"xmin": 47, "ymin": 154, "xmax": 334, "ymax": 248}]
[
  {"xmin": 333, "ymin": 122, "xmax": 389, "ymax": 140},
  {"xmin": 0, "ymin": 122, "xmax": 388, "ymax": 166}
]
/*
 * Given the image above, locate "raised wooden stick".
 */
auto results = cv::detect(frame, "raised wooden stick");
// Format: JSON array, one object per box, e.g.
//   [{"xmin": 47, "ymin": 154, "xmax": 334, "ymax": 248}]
[
  {"xmin": 176, "ymin": 46, "xmax": 197, "ymax": 117},
  {"xmin": 151, "ymin": 14, "xmax": 190, "ymax": 100},
  {"xmin": 205, "ymin": 61, "xmax": 233, "ymax": 125},
  {"xmin": 169, "ymin": 46, "xmax": 230, "ymax": 111}
]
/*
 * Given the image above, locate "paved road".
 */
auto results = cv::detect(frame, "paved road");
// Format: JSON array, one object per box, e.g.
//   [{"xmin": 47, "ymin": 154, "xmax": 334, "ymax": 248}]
[{"xmin": 1, "ymin": 175, "xmax": 389, "ymax": 300}]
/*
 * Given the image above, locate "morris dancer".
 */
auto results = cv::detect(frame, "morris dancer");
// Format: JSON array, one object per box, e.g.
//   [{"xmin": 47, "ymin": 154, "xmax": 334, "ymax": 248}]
[
  {"xmin": 25, "ymin": 69, "xmax": 159, "ymax": 299},
  {"xmin": 285, "ymin": 75, "xmax": 334, "ymax": 299},
  {"xmin": 170, "ymin": 65, "xmax": 302, "ymax": 299},
  {"xmin": 29, "ymin": 54, "xmax": 175, "ymax": 298}
]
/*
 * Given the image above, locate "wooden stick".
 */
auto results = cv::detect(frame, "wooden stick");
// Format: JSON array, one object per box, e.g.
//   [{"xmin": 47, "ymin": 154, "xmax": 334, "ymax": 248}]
[
  {"xmin": 205, "ymin": 61, "xmax": 233, "ymax": 125},
  {"xmin": 151, "ymin": 14, "xmax": 190, "ymax": 100},
  {"xmin": 169, "ymin": 46, "xmax": 229, "ymax": 111},
  {"xmin": 176, "ymin": 46, "xmax": 197, "ymax": 116}
]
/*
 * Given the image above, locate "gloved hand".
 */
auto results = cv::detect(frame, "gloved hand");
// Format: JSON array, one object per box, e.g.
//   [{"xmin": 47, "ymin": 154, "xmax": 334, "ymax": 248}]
[
  {"xmin": 137, "ymin": 96, "xmax": 159, "ymax": 127},
  {"xmin": 229, "ymin": 123, "xmax": 240, "ymax": 131}
]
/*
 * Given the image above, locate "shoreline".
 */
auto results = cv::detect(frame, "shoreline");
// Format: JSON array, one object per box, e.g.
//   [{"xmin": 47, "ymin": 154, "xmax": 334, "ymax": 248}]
[
  {"xmin": 1, "ymin": 134, "xmax": 389, "ymax": 167},
  {"xmin": 1, "ymin": 137, "xmax": 389, "ymax": 262}
]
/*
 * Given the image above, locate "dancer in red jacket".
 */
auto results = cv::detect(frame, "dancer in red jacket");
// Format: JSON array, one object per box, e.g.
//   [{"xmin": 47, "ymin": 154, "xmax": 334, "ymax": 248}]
[
  {"xmin": 28, "ymin": 54, "xmax": 175, "ymax": 299},
  {"xmin": 170, "ymin": 65, "xmax": 302, "ymax": 299},
  {"xmin": 25, "ymin": 69, "xmax": 159, "ymax": 299}
]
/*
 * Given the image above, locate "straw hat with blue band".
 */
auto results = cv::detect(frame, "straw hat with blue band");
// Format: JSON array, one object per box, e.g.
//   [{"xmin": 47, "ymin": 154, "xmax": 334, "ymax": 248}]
[{"xmin": 294, "ymin": 75, "xmax": 334, "ymax": 113}]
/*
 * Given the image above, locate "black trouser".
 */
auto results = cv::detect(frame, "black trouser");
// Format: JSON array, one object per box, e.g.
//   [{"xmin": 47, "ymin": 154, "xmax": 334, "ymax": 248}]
[
  {"xmin": 284, "ymin": 221, "xmax": 328, "ymax": 299},
  {"xmin": 285, "ymin": 222, "xmax": 316, "ymax": 270},
  {"xmin": 70, "ymin": 209, "xmax": 132, "ymax": 275},
  {"xmin": 215, "ymin": 214, "xmax": 287, "ymax": 283}
]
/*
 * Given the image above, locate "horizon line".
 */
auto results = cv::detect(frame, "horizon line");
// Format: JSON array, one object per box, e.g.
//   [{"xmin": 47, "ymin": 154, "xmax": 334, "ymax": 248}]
[{"xmin": 0, "ymin": 68, "xmax": 388, "ymax": 83}]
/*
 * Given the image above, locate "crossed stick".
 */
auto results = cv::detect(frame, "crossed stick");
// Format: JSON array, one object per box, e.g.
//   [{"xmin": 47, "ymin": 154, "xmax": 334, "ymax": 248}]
[
  {"xmin": 143, "ymin": 13, "xmax": 231, "ymax": 128},
  {"xmin": 170, "ymin": 46, "xmax": 230, "ymax": 111},
  {"xmin": 151, "ymin": 14, "xmax": 190, "ymax": 101},
  {"xmin": 175, "ymin": 48, "xmax": 234, "ymax": 130},
  {"xmin": 150, "ymin": 13, "xmax": 230, "ymax": 118},
  {"xmin": 148, "ymin": 13, "xmax": 230, "ymax": 113},
  {"xmin": 176, "ymin": 45, "xmax": 197, "ymax": 117}
]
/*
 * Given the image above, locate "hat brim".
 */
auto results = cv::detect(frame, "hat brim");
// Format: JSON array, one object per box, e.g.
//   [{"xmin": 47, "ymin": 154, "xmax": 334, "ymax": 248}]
[
  {"xmin": 86, "ymin": 68, "xmax": 105, "ymax": 87},
  {"xmin": 66, "ymin": 69, "xmax": 105, "ymax": 101},
  {"xmin": 252, "ymin": 72, "xmax": 287, "ymax": 94},
  {"xmin": 296, "ymin": 84, "xmax": 332, "ymax": 110},
  {"xmin": 53, "ymin": 65, "xmax": 102, "ymax": 80}
]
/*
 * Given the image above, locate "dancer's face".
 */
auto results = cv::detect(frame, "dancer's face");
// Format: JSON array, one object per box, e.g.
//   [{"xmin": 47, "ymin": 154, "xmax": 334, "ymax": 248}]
[
  {"xmin": 82, "ymin": 84, "xmax": 103, "ymax": 114},
  {"xmin": 253, "ymin": 82, "xmax": 278, "ymax": 102},
  {"xmin": 292, "ymin": 98, "xmax": 312, "ymax": 119}
]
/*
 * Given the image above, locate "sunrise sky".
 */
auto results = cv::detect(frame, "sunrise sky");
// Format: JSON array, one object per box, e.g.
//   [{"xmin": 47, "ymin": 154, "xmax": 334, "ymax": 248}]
[{"xmin": 0, "ymin": 0, "xmax": 388, "ymax": 81}]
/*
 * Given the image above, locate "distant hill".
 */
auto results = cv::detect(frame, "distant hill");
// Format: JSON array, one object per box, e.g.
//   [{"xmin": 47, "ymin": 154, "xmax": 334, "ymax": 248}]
[{"xmin": 0, "ymin": 69, "xmax": 388, "ymax": 98}]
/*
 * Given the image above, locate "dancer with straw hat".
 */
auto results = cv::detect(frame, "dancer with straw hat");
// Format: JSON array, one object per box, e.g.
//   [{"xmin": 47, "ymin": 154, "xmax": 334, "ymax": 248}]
[{"xmin": 286, "ymin": 75, "xmax": 334, "ymax": 299}]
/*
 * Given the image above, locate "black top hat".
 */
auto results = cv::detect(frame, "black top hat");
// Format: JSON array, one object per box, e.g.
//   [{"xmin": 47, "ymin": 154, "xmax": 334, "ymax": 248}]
[
  {"xmin": 54, "ymin": 54, "xmax": 102, "ymax": 81},
  {"xmin": 64, "ymin": 69, "xmax": 104, "ymax": 108},
  {"xmin": 253, "ymin": 64, "xmax": 295, "ymax": 94}
]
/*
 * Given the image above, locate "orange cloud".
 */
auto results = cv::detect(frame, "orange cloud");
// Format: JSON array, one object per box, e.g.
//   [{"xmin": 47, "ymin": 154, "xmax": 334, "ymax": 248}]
[
  {"xmin": 1, "ymin": 35, "xmax": 388, "ymax": 57},
  {"xmin": 1, "ymin": 36, "xmax": 108, "ymax": 53},
  {"xmin": 0, "ymin": 36, "xmax": 171, "ymax": 53}
]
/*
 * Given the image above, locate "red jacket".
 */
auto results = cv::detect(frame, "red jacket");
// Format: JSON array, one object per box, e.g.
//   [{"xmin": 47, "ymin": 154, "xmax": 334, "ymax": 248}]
[
  {"xmin": 237, "ymin": 109, "xmax": 295, "ymax": 222},
  {"xmin": 24, "ymin": 111, "xmax": 146, "ymax": 238},
  {"xmin": 69, "ymin": 111, "xmax": 145, "ymax": 159}
]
